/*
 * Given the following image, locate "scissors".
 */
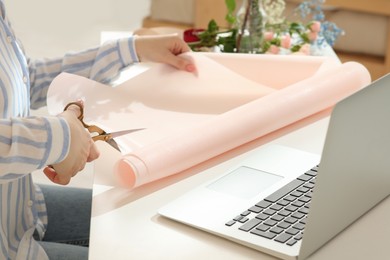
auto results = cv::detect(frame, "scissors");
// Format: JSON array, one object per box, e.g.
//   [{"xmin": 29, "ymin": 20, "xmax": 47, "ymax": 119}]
[{"xmin": 64, "ymin": 102, "xmax": 144, "ymax": 151}]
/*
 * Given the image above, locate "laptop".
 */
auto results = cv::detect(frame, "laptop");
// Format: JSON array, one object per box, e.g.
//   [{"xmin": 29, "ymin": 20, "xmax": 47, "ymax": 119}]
[{"xmin": 158, "ymin": 74, "xmax": 390, "ymax": 259}]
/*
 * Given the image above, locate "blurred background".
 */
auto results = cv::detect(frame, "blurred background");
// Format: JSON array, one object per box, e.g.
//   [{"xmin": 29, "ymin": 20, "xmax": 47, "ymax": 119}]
[
  {"xmin": 4, "ymin": 0, "xmax": 389, "ymax": 80},
  {"xmin": 4, "ymin": 0, "xmax": 151, "ymax": 58}
]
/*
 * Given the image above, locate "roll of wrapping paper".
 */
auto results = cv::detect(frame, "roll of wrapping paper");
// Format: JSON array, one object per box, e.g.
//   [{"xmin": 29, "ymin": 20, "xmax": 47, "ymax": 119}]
[{"xmin": 115, "ymin": 61, "xmax": 371, "ymax": 189}]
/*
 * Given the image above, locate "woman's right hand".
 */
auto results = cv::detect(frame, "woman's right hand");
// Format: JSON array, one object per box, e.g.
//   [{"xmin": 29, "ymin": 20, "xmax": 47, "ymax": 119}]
[{"xmin": 43, "ymin": 102, "xmax": 100, "ymax": 185}]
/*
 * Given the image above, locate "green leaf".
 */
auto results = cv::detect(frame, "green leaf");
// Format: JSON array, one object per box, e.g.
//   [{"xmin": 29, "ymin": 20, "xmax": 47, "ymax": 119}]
[
  {"xmin": 225, "ymin": 13, "xmax": 236, "ymax": 25},
  {"xmin": 291, "ymin": 45, "xmax": 301, "ymax": 52},
  {"xmin": 225, "ymin": 0, "xmax": 236, "ymax": 25},
  {"xmin": 225, "ymin": 0, "xmax": 236, "ymax": 13},
  {"xmin": 208, "ymin": 19, "xmax": 219, "ymax": 33},
  {"xmin": 262, "ymin": 41, "xmax": 271, "ymax": 52},
  {"xmin": 300, "ymin": 33, "xmax": 310, "ymax": 43}
]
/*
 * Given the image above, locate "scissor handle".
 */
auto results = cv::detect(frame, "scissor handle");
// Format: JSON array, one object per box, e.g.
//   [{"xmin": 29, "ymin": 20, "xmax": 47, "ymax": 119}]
[
  {"xmin": 63, "ymin": 102, "xmax": 88, "ymax": 127},
  {"xmin": 64, "ymin": 102, "xmax": 108, "ymax": 138}
]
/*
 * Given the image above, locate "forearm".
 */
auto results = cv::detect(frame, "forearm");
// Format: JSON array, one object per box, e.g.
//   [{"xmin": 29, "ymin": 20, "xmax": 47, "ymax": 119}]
[
  {"xmin": 0, "ymin": 116, "xmax": 70, "ymax": 175},
  {"xmin": 29, "ymin": 37, "xmax": 139, "ymax": 109}
]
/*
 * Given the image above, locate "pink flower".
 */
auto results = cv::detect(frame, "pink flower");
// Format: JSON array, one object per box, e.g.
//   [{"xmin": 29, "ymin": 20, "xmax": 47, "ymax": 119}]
[
  {"xmin": 310, "ymin": 21, "xmax": 321, "ymax": 33},
  {"xmin": 308, "ymin": 31, "xmax": 318, "ymax": 42},
  {"xmin": 299, "ymin": 43, "xmax": 311, "ymax": 55},
  {"xmin": 264, "ymin": 31, "xmax": 274, "ymax": 41},
  {"xmin": 267, "ymin": 45, "xmax": 280, "ymax": 54},
  {"xmin": 281, "ymin": 34, "xmax": 291, "ymax": 49}
]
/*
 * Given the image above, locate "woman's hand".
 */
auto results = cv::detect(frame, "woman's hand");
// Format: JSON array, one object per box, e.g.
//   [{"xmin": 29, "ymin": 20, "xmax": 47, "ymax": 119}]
[
  {"xmin": 43, "ymin": 102, "xmax": 100, "ymax": 185},
  {"xmin": 135, "ymin": 35, "xmax": 196, "ymax": 73}
]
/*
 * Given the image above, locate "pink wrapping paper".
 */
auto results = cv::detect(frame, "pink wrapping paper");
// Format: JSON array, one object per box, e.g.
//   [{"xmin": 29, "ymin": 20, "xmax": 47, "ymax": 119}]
[{"xmin": 46, "ymin": 52, "xmax": 371, "ymax": 189}]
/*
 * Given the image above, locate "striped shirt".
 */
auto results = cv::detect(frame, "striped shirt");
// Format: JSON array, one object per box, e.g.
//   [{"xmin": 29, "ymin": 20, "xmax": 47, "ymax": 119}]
[{"xmin": 0, "ymin": 1, "xmax": 138, "ymax": 259}]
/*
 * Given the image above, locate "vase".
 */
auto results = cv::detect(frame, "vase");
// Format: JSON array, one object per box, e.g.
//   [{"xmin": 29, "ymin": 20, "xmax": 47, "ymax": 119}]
[{"xmin": 236, "ymin": 0, "xmax": 267, "ymax": 53}]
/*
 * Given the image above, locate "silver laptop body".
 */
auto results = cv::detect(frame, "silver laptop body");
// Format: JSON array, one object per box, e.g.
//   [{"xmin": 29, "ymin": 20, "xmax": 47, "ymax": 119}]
[{"xmin": 159, "ymin": 74, "xmax": 390, "ymax": 259}]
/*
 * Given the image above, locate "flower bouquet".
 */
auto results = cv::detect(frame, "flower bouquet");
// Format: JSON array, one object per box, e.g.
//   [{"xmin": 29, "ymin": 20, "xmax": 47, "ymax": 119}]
[{"xmin": 184, "ymin": 0, "xmax": 343, "ymax": 55}]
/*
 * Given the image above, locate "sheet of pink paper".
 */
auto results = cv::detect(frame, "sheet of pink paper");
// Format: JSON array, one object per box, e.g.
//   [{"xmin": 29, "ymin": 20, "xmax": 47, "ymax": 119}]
[
  {"xmin": 46, "ymin": 52, "xmax": 370, "ymax": 189},
  {"xmin": 47, "ymin": 52, "xmax": 276, "ymax": 152},
  {"xmin": 115, "ymin": 61, "xmax": 370, "ymax": 188}
]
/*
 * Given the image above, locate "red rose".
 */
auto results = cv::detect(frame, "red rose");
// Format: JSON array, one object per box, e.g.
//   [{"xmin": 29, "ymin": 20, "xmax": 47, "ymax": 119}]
[{"xmin": 183, "ymin": 28, "xmax": 205, "ymax": 43}]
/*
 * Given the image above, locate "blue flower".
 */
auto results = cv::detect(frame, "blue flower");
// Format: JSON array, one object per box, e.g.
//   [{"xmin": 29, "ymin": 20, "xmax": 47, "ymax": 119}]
[{"xmin": 295, "ymin": 0, "xmax": 344, "ymax": 47}]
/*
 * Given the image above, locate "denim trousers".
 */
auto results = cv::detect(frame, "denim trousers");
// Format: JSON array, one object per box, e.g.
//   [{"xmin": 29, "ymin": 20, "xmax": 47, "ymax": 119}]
[{"xmin": 35, "ymin": 184, "xmax": 92, "ymax": 260}]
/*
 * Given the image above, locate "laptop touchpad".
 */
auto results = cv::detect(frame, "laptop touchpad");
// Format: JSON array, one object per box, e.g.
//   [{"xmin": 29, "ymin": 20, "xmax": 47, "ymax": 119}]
[{"xmin": 207, "ymin": 166, "xmax": 283, "ymax": 199}]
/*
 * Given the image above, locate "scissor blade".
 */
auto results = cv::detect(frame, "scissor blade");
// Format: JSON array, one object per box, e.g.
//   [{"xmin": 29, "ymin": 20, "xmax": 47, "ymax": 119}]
[
  {"xmin": 107, "ymin": 139, "xmax": 121, "ymax": 152},
  {"xmin": 109, "ymin": 128, "xmax": 145, "ymax": 138}
]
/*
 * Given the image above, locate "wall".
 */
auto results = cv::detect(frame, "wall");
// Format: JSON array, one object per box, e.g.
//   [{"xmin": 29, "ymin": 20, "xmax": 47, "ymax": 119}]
[{"xmin": 3, "ymin": 0, "xmax": 151, "ymax": 58}]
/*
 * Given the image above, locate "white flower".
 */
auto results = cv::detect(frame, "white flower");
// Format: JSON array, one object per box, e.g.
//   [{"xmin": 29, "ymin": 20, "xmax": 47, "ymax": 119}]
[{"xmin": 263, "ymin": 0, "xmax": 286, "ymax": 24}]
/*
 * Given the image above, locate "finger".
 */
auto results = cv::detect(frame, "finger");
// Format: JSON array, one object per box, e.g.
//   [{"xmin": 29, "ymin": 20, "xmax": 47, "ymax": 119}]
[
  {"xmin": 87, "ymin": 139, "xmax": 100, "ymax": 162},
  {"xmin": 43, "ymin": 166, "xmax": 57, "ymax": 182},
  {"xmin": 166, "ymin": 54, "xmax": 197, "ymax": 72},
  {"xmin": 64, "ymin": 101, "xmax": 84, "ymax": 118},
  {"xmin": 43, "ymin": 166, "xmax": 71, "ymax": 185},
  {"xmin": 185, "ymin": 63, "xmax": 197, "ymax": 73}
]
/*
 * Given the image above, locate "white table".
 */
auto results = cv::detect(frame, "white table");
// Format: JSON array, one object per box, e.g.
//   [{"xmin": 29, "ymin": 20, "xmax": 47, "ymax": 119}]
[{"xmin": 89, "ymin": 110, "xmax": 390, "ymax": 260}]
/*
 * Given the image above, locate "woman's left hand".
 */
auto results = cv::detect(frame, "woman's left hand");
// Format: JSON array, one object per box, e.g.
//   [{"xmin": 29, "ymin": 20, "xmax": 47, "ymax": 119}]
[{"xmin": 135, "ymin": 35, "xmax": 196, "ymax": 73}]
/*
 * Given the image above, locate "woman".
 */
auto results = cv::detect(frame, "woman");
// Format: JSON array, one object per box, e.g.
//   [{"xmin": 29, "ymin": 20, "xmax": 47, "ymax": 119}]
[{"xmin": 0, "ymin": 0, "xmax": 195, "ymax": 259}]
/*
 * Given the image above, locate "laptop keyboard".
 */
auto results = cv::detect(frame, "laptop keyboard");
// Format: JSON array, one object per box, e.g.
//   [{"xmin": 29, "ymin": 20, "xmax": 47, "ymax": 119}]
[{"xmin": 225, "ymin": 166, "xmax": 318, "ymax": 246}]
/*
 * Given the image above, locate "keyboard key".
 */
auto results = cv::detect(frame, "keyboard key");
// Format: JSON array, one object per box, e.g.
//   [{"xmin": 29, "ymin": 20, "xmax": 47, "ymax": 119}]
[
  {"xmin": 248, "ymin": 205, "xmax": 262, "ymax": 213},
  {"xmin": 298, "ymin": 207, "xmax": 309, "ymax": 215},
  {"xmin": 291, "ymin": 201, "xmax": 305, "ymax": 207},
  {"xmin": 238, "ymin": 217, "xmax": 249, "ymax": 223},
  {"xmin": 293, "ymin": 222, "xmax": 306, "ymax": 230},
  {"xmin": 256, "ymin": 224, "xmax": 271, "ymax": 232},
  {"xmin": 225, "ymin": 220, "xmax": 236, "ymax": 226},
  {"xmin": 285, "ymin": 205, "xmax": 298, "ymax": 212},
  {"xmin": 285, "ymin": 228, "xmax": 300, "ymax": 236},
  {"xmin": 286, "ymin": 239, "xmax": 298, "ymax": 246},
  {"xmin": 240, "ymin": 210, "xmax": 251, "ymax": 216},
  {"xmin": 270, "ymin": 204, "xmax": 283, "ymax": 211},
  {"xmin": 277, "ymin": 221, "xmax": 291, "ymax": 229},
  {"xmin": 264, "ymin": 179, "xmax": 304, "ymax": 203},
  {"xmin": 290, "ymin": 191, "xmax": 303, "ymax": 197},
  {"xmin": 284, "ymin": 217, "xmax": 298, "ymax": 224},
  {"xmin": 250, "ymin": 229, "xmax": 277, "ymax": 240},
  {"xmin": 276, "ymin": 199, "xmax": 290, "ymax": 207},
  {"xmin": 298, "ymin": 196, "xmax": 311, "ymax": 203},
  {"xmin": 305, "ymin": 192, "xmax": 313, "ymax": 198},
  {"xmin": 278, "ymin": 210, "xmax": 291, "ymax": 217},
  {"xmin": 263, "ymin": 219, "xmax": 277, "ymax": 227},
  {"xmin": 291, "ymin": 212, "xmax": 305, "ymax": 219},
  {"xmin": 256, "ymin": 200, "xmax": 272, "ymax": 208},
  {"xmin": 255, "ymin": 213, "xmax": 269, "ymax": 220},
  {"xmin": 297, "ymin": 174, "xmax": 312, "ymax": 182},
  {"xmin": 305, "ymin": 170, "xmax": 317, "ymax": 177},
  {"xmin": 297, "ymin": 187, "xmax": 310, "ymax": 193},
  {"xmin": 270, "ymin": 227, "xmax": 284, "ymax": 234},
  {"xmin": 263, "ymin": 209, "xmax": 276, "ymax": 215},
  {"xmin": 299, "ymin": 218, "xmax": 307, "ymax": 225},
  {"xmin": 294, "ymin": 233, "xmax": 303, "ymax": 240},
  {"xmin": 233, "ymin": 215, "xmax": 243, "ymax": 221},
  {"xmin": 239, "ymin": 218, "xmax": 262, "ymax": 232},
  {"xmin": 270, "ymin": 214, "xmax": 284, "ymax": 222},
  {"xmin": 303, "ymin": 182, "xmax": 315, "ymax": 189},
  {"xmin": 284, "ymin": 195, "xmax": 297, "ymax": 202},
  {"xmin": 275, "ymin": 233, "xmax": 293, "ymax": 243}
]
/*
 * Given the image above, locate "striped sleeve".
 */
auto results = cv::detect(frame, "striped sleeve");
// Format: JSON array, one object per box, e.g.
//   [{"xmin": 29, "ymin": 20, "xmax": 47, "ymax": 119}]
[
  {"xmin": 29, "ymin": 37, "xmax": 139, "ymax": 109},
  {"xmin": 0, "ymin": 116, "xmax": 70, "ymax": 175}
]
